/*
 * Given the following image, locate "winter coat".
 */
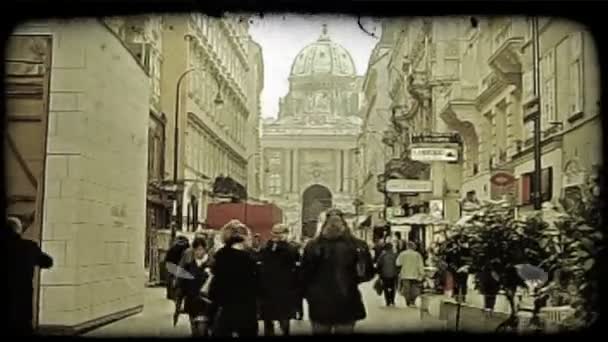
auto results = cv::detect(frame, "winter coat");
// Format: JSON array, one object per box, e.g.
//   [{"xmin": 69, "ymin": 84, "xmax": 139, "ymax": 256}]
[
  {"xmin": 396, "ymin": 250, "xmax": 425, "ymax": 281},
  {"xmin": 208, "ymin": 246, "xmax": 258, "ymax": 332},
  {"xmin": 175, "ymin": 254, "xmax": 213, "ymax": 317},
  {"xmin": 477, "ymin": 268, "xmax": 500, "ymax": 296},
  {"xmin": 4, "ymin": 231, "xmax": 53, "ymax": 333},
  {"xmin": 301, "ymin": 229, "xmax": 374, "ymax": 325},
  {"xmin": 377, "ymin": 250, "xmax": 399, "ymax": 278},
  {"xmin": 258, "ymin": 240, "xmax": 300, "ymax": 320},
  {"xmin": 165, "ymin": 238, "xmax": 190, "ymax": 266}
]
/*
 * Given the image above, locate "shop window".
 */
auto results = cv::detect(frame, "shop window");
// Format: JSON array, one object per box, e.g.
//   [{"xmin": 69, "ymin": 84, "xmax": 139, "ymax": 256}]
[{"xmin": 520, "ymin": 167, "xmax": 553, "ymax": 205}]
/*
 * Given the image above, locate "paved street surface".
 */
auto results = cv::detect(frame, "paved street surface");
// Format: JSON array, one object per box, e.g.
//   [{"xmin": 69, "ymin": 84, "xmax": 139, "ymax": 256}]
[{"xmin": 86, "ymin": 281, "xmax": 446, "ymax": 337}]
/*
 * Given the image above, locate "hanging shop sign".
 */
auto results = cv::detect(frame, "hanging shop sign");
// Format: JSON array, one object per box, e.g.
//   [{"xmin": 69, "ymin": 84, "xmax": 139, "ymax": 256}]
[
  {"xmin": 410, "ymin": 146, "xmax": 459, "ymax": 162},
  {"xmin": 386, "ymin": 179, "xmax": 433, "ymax": 193}
]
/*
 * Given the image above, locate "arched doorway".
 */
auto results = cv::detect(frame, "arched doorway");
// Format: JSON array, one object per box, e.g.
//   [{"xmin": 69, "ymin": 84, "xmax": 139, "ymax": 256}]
[{"xmin": 301, "ymin": 185, "xmax": 332, "ymax": 238}]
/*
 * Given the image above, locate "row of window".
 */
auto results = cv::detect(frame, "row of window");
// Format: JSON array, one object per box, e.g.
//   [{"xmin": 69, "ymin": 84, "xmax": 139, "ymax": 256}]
[
  {"xmin": 190, "ymin": 15, "xmax": 248, "ymax": 94},
  {"xmin": 185, "ymin": 124, "xmax": 246, "ymax": 184},
  {"xmin": 462, "ymin": 26, "xmax": 585, "ymax": 177}
]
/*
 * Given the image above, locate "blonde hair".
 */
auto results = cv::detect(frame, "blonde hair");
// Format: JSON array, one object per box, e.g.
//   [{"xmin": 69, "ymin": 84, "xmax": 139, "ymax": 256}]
[{"xmin": 220, "ymin": 219, "xmax": 251, "ymax": 245}]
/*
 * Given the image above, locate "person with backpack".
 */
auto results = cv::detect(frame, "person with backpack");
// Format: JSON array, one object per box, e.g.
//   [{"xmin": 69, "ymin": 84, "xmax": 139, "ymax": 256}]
[{"xmin": 301, "ymin": 209, "xmax": 374, "ymax": 335}]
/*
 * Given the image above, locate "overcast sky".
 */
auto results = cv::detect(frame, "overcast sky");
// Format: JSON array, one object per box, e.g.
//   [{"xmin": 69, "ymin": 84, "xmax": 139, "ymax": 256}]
[{"xmin": 249, "ymin": 14, "xmax": 381, "ymax": 118}]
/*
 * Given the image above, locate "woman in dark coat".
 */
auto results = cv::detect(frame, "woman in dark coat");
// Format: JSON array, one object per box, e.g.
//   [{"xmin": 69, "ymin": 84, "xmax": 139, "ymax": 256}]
[
  {"xmin": 174, "ymin": 237, "xmax": 213, "ymax": 336},
  {"xmin": 301, "ymin": 209, "xmax": 374, "ymax": 335},
  {"xmin": 208, "ymin": 220, "xmax": 259, "ymax": 337},
  {"xmin": 258, "ymin": 224, "xmax": 300, "ymax": 336}
]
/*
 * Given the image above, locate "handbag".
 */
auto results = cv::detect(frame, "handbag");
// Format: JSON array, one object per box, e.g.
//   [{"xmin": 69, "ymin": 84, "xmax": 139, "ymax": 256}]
[{"xmin": 373, "ymin": 277, "xmax": 384, "ymax": 296}]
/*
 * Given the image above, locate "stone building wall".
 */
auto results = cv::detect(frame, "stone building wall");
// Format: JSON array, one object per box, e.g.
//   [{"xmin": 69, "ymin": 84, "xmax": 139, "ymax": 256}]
[{"xmin": 16, "ymin": 19, "xmax": 149, "ymax": 330}]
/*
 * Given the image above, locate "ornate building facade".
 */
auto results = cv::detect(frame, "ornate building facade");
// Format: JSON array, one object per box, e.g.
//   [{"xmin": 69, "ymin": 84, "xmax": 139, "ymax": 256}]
[
  {"xmin": 160, "ymin": 15, "xmax": 260, "ymax": 232},
  {"xmin": 356, "ymin": 27, "xmax": 395, "ymax": 233},
  {"xmin": 379, "ymin": 17, "xmax": 600, "ymax": 223},
  {"xmin": 432, "ymin": 17, "xmax": 600, "ymax": 214},
  {"xmin": 261, "ymin": 26, "xmax": 364, "ymax": 238}
]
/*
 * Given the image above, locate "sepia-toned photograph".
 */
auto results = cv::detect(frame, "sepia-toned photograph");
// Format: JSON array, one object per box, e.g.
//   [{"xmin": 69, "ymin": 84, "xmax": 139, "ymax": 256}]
[{"xmin": 2, "ymin": 7, "xmax": 603, "ymax": 337}]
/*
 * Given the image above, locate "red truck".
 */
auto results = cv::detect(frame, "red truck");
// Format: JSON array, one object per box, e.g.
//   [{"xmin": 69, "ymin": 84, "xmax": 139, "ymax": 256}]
[{"xmin": 206, "ymin": 202, "xmax": 283, "ymax": 242}]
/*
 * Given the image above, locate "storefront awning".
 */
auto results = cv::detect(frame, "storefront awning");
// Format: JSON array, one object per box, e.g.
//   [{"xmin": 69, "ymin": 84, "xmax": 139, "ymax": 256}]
[{"xmin": 400, "ymin": 213, "xmax": 448, "ymax": 225}]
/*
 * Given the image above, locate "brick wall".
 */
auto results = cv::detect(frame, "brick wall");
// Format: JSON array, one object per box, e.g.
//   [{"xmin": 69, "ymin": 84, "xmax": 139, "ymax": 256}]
[{"xmin": 16, "ymin": 19, "xmax": 149, "ymax": 329}]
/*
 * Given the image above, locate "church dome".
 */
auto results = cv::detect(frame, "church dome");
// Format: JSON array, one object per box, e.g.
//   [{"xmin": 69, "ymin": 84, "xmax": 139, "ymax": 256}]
[{"xmin": 290, "ymin": 24, "xmax": 357, "ymax": 77}]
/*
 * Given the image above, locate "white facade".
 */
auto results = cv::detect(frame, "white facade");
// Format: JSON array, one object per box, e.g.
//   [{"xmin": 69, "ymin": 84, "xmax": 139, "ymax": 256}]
[{"xmin": 15, "ymin": 19, "xmax": 149, "ymax": 330}]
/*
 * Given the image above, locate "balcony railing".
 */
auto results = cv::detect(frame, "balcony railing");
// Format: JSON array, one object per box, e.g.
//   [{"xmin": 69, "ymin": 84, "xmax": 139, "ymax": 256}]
[{"xmin": 479, "ymin": 72, "xmax": 500, "ymax": 94}]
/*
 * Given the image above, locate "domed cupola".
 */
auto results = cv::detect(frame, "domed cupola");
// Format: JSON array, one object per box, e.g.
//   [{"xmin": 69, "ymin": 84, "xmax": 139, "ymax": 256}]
[{"xmin": 290, "ymin": 24, "xmax": 357, "ymax": 77}]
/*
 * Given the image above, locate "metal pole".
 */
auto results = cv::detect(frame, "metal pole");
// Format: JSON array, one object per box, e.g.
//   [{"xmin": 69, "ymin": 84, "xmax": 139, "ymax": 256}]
[
  {"xmin": 171, "ymin": 68, "xmax": 197, "ymax": 244},
  {"xmin": 532, "ymin": 17, "xmax": 543, "ymax": 210}
]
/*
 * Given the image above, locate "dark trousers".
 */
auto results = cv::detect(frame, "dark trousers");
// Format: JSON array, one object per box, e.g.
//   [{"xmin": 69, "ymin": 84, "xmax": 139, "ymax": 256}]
[
  {"xmin": 263, "ymin": 319, "xmax": 290, "ymax": 336},
  {"xmin": 484, "ymin": 294, "xmax": 497, "ymax": 311},
  {"xmin": 454, "ymin": 272, "xmax": 468, "ymax": 302},
  {"xmin": 189, "ymin": 317, "xmax": 209, "ymax": 337},
  {"xmin": 400, "ymin": 279, "xmax": 421, "ymax": 306},
  {"xmin": 381, "ymin": 277, "xmax": 397, "ymax": 306},
  {"xmin": 213, "ymin": 320, "xmax": 258, "ymax": 337},
  {"xmin": 295, "ymin": 298, "xmax": 304, "ymax": 319},
  {"xmin": 311, "ymin": 321, "xmax": 355, "ymax": 335}
]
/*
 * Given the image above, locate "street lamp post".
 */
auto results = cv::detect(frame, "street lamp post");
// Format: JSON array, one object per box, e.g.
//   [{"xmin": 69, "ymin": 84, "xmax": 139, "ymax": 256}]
[
  {"xmin": 532, "ymin": 17, "xmax": 542, "ymax": 210},
  {"xmin": 532, "ymin": 17, "xmax": 543, "ymax": 210},
  {"xmin": 170, "ymin": 46, "xmax": 223, "ymax": 244}
]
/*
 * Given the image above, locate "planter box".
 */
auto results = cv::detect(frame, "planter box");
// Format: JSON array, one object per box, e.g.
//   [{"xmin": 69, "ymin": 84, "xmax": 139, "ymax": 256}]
[{"xmin": 441, "ymin": 300, "xmax": 509, "ymax": 333}]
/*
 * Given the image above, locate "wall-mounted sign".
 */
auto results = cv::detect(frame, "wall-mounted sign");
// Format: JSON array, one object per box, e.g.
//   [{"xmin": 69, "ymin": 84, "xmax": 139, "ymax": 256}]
[
  {"xmin": 429, "ymin": 200, "xmax": 444, "ymax": 219},
  {"xmin": 490, "ymin": 172, "xmax": 516, "ymax": 186},
  {"xmin": 410, "ymin": 146, "xmax": 459, "ymax": 162},
  {"xmin": 386, "ymin": 179, "xmax": 433, "ymax": 193}
]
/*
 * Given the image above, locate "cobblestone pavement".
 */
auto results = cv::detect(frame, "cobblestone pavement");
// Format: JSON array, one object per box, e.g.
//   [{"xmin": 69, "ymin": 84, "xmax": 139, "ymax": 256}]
[{"xmin": 86, "ymin": 281, "xmax": 446, "ymax": 337}]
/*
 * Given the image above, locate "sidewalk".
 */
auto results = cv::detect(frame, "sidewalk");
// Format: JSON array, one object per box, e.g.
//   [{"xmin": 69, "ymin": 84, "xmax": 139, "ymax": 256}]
[{"xmin": 86, "ymin": 281, "xmax": 446, "ymax": 336}]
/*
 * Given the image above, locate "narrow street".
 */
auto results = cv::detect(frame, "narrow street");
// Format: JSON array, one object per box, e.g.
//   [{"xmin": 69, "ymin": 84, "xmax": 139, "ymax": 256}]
[{"xmin": 86, "ymin": 281, "xmax": 445, "ymax": 336}]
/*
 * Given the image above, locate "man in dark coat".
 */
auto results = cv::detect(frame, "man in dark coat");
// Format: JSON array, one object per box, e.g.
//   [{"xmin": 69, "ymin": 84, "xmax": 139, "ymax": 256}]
[
  {"xmin": 4, "ymin": 216, "xmax": 53, "ymax": 335},
  {"xmin": 301, "ymin": 209, "xmax": 374, "ymax": 335},
  {"xmin": 376, "ymin": 243, "xmax": 399, "ymax": 306},
  {"xmin": 164, "ymin": 235, "xmax": 190, "ymax": 300},
  {"xmin": 258, "ymin": 224, "xmax": 300, "ymax": 336}
]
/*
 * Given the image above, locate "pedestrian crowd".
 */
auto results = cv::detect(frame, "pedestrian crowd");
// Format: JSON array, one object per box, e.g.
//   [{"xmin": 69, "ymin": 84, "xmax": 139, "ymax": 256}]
[
  {"xmin": 164, "ymin": 208, "xmax": 375, "ymax": 336},
  {"xmin": 4, "ymin": 209, "xmax": 496, "ymax": 337}
]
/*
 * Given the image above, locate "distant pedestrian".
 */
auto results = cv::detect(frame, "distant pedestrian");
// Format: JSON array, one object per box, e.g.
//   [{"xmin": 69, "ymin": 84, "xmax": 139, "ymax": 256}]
[
  {"xmin": 258, "ymin": 224, "xmax": 300, "ymax": 336},
  {"xmin": 477, "ymin": 265, "xmax": 500, "ymax": 317},
  {"xmin": 208, "ymin": 220, "xmax": 258, "ymax": 337},
  {"xmin": 174, "ymin": 237, "xmax": 214, "ymax": 336},
  {"xmin": 294, "ymin": 237, "xmax": 307, "ymax": 320},
  {"xmin": 4, "ymin": 216, "xmax": 53, "ymax": 335},
  {"xmin": 372, "ymin": 238, "xmax": 385, "ymax": 265},
  {"xmin": 396, "ymin": 241, "xmax": 425, "ymax": 307},
  {"xmin": 164, "ymin": 235, "xmax": 190, "ymax": 300},
  {"xmin": 376, "ymin": 243, "xmax": 399, "ymax": 307},
  {"xmin": 301, "ymin": 209, "xmax": 374, "ymax": 335}
]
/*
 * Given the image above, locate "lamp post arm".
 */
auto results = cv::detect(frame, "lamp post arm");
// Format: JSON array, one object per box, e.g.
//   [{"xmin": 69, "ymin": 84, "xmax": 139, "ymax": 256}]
[{"xmin": 173, "ymin": 68, "xmax": 198, "ymax": 185}]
